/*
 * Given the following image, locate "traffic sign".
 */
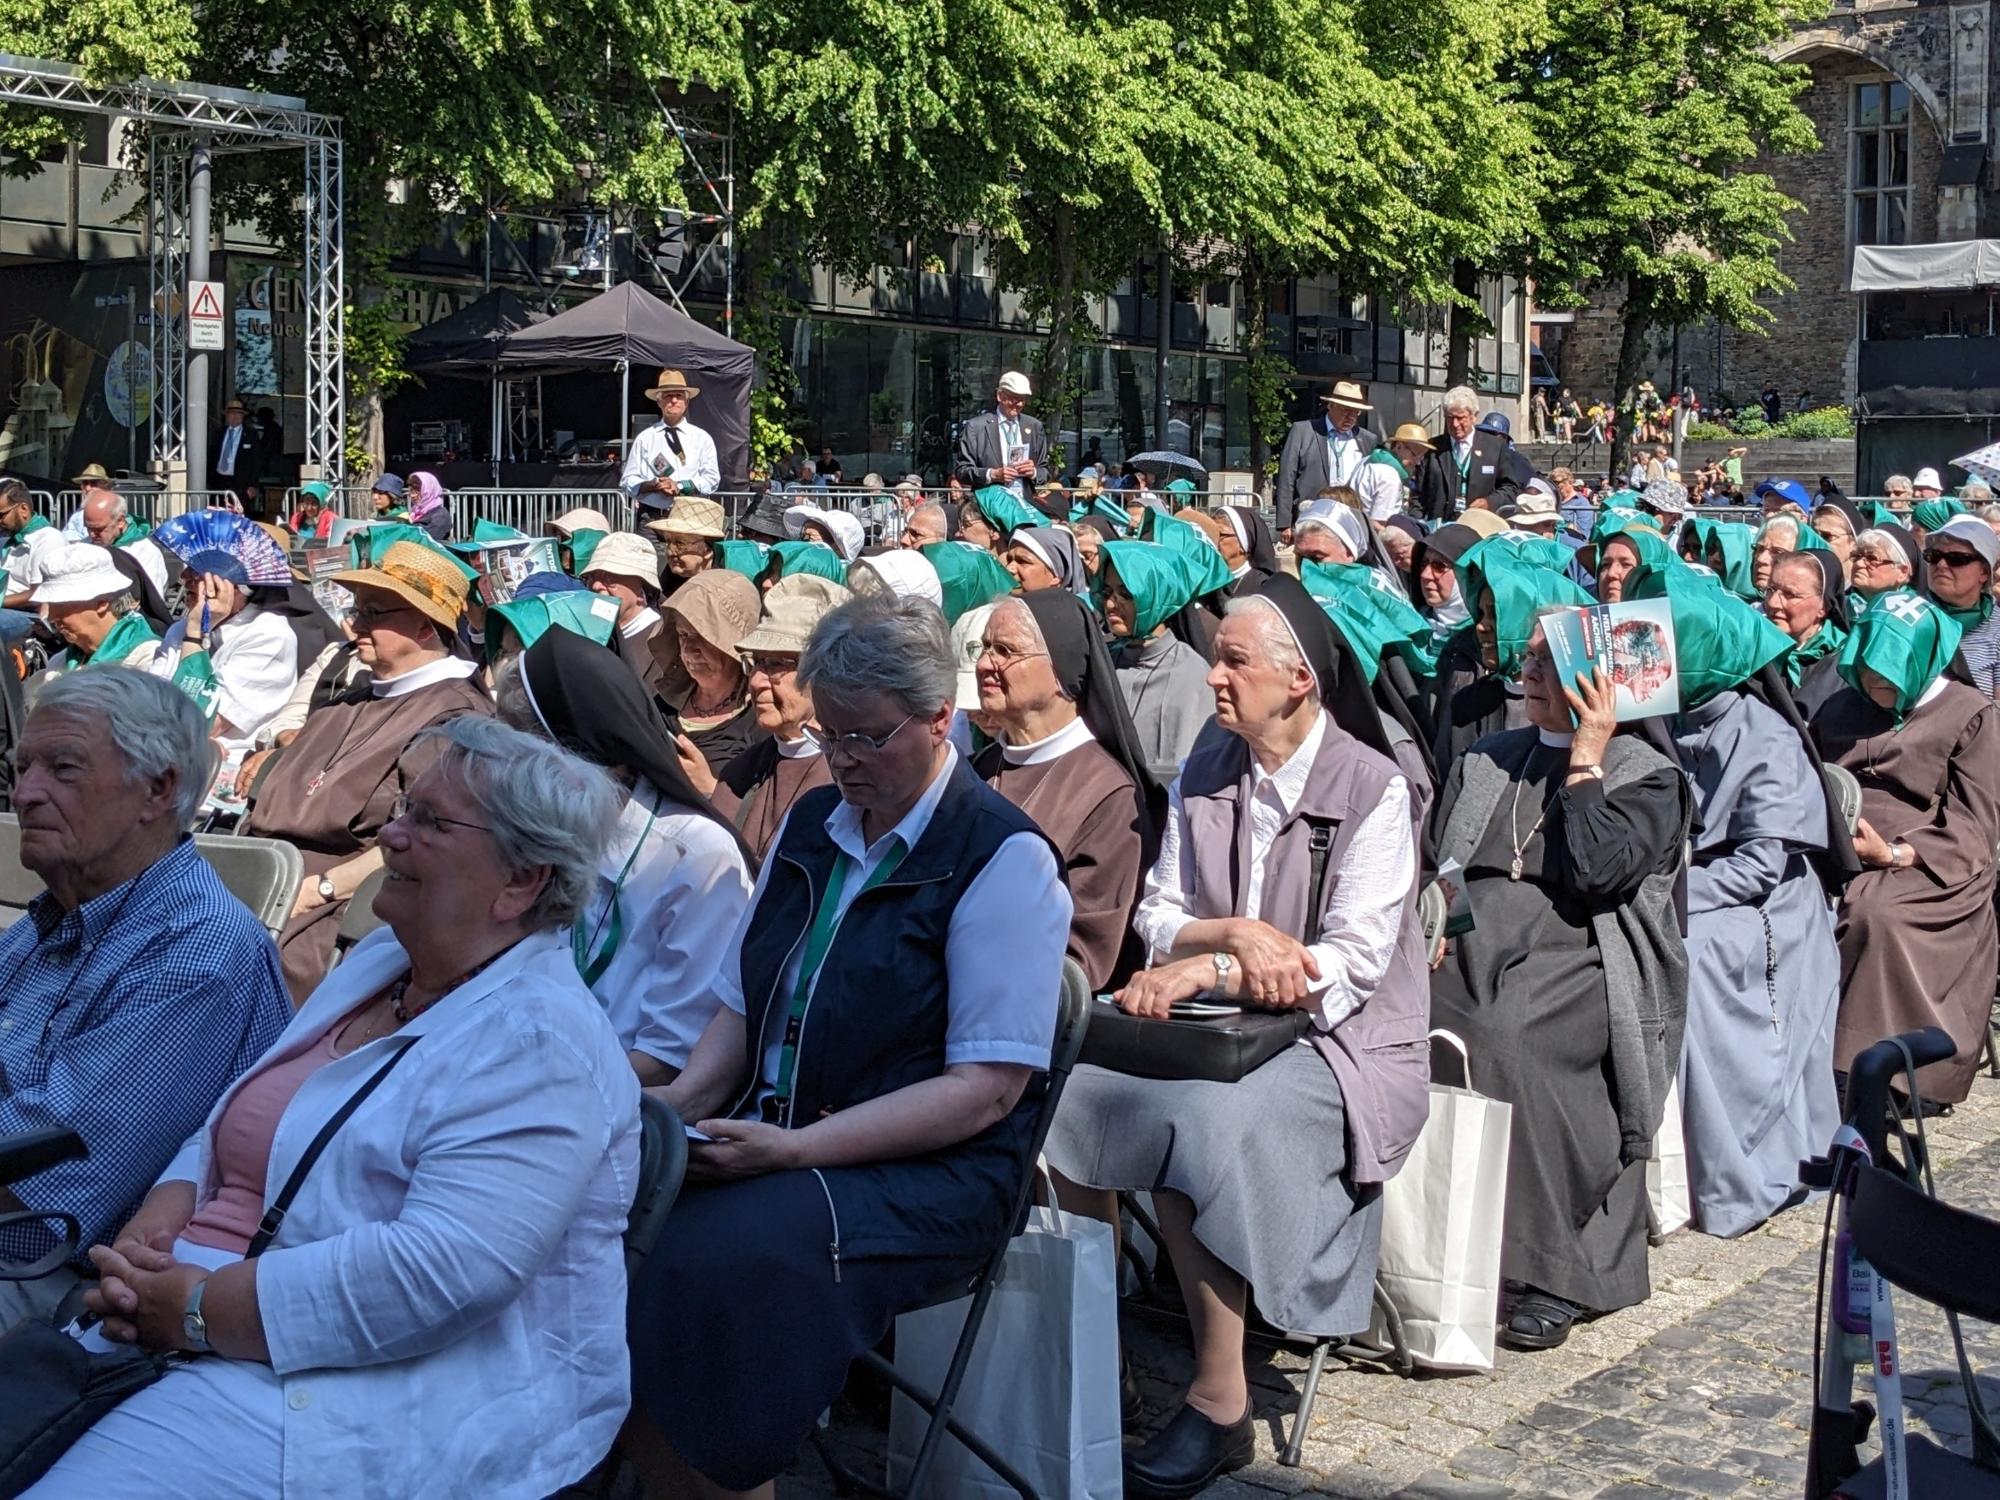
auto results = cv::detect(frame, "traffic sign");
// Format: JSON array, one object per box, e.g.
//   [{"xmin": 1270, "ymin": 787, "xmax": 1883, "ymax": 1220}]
[{"xmin": 188, "ymin": 279, "xmax": 225, "ymax": 351}]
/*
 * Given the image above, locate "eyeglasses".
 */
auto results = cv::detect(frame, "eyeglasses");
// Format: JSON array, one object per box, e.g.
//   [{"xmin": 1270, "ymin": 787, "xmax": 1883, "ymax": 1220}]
[
  {"xmin": 822, "ymin": 712, "xmax": 916, "ymax": 759},
  {"xmin": 978, "ymin": 641, "xmax": 1049, "ymax": 670},
  {"xmin": 1923, "ymin": 549, "xmax": 1985, "ymax": 569},
  {"xmin": 746, "ymin": 654, "xmax": 799, "ymax": 679},
  {"xmin": 661, "ymin": 537, "xmax": 711, "ymax": 555},
  {"xmin": 388, "ymin": 794, "xmax": 492, "ymax": 838},
  {"xmin": 352, "ymin": 601, "xmax": 416, "ymax": 625},
  {"xmin": 1851, "ymin": 554, "xmax": 1900, "ymax": 570}
]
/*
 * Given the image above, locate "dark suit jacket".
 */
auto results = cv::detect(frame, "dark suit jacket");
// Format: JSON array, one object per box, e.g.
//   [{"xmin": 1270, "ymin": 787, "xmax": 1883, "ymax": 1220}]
[
  {"xmin": 209, "ymin": 423, "xmax": 264, "ymax": 497},
  {"xmin": 1274, "ymin": 414, "xmax": 1378, "ymax": 530},
  {"xmin": 954, "ymin": 410, "xmax": 1050, "ymax": 489},
  {"xmin": 1416, "ymin": 431, "xmax": 1528, "ymax": 521}
]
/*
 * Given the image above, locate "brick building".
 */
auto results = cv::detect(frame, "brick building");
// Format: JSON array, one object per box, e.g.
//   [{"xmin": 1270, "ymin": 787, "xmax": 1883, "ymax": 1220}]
[{"xmin": 1547, "ymin": 0, "xmax": 1992, "ymax": 418}]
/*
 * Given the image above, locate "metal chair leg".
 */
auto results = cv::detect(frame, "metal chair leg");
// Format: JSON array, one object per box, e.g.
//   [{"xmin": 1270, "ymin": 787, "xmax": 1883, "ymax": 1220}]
[
  {"xmin": 1279, "ymin": 1339, "xmax": 1331, "ymax": 1467},
  {"xmin": 1986, "ymin": 993, "xmax": 1999, "ymax": 1079}
]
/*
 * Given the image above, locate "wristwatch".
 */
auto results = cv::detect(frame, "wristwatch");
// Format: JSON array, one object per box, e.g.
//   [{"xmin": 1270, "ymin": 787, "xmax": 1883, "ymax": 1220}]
[
  {"xmin": 316, "ymin": 875, "xmax": 338, "ymax": 903},
  {"xmin": 1210, "ymin": 952, "xmax": 1234, "ymax": 990},
  {"xmin": 1890, "ymin": 840, "xmax": 1915, "ymax": 870},
  {"xmin": 182, "ymin": 1276, "xmax": 212, "ymax": 1353},
  {"xmin": 1571, "ymin": 763, "xmax": 1605, "ymax": 781}
]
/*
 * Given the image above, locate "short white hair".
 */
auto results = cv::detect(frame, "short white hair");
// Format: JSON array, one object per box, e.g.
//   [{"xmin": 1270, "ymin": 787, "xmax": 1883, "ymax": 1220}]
[
  {"xmin": 1441, "ymin": 385, "xmax": 1480, "ymax": 415},
  {"xmin": 1965, "ymin": 482, "xmax": 1996, "ymax": 502},
  {"xmin": 1884, "ymin": 474, "xmax": 1912, "ymax": 491},
  {"xmin": 1222, "ymin": 595, "xmax": 1320, "ymax": 706},
  {"xmin": 1756, "ymin": 516, "xmax": 1800, "ymax": 548},
  {"xmin": 1853, "ymin": 528, "xmax": 1908, "ymax": 563},
  {"xmin": 415, "ymin": 716, "xmax": 621, "ymax": 931},
  {"xmin": 31, "ymin": 667, "xmax": 215, "ymax": 829}
]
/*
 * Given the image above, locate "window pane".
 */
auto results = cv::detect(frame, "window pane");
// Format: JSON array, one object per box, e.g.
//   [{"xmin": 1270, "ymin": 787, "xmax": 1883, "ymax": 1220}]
[
  {"xmin": 1886, "ymin": 193, "xmax": 1908, "ymax": 245},
  {"xmin": 1855, "ymin": 194, "xmax": 1878, "ymax": 245},
  {"xmin": 1888, "ymin": 82, "xmax": 1909, "ymax": 125},
  {"xmin": 1854, "ymin": 131, "xmax": 1879, "ymax": 188},
  {"xmin": 1888, "ymin": 130, "xmax": 1909, "ymax": 188},
  {"xmin": 1856, "ymin": 83, "xmax": 1881, "ymax": 128}
]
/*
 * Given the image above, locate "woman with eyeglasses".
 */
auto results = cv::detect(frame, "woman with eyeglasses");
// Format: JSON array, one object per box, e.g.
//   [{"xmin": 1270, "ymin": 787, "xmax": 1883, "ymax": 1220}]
[
  {"xmin": 1921, "ymin": 515, "xmax": 2000, "ymax": 700},
  {"xmin": 649, "ymin": 568, "xmax": 767, "ymax": 776},
  {"xmin": 241, "ymin": 542, "xmax": 493, "ymax": 1000},
  {"xmin": 624, "ymin": 592, "xmax": 1071, "ymax": 1498},
  {"xmin": 27, "ymin": 718, "xmax": 640, "ymax": 1500},
  {"xmin": 1811, "ymin": 591, "xmax": 2000, "ymax": 1110}
]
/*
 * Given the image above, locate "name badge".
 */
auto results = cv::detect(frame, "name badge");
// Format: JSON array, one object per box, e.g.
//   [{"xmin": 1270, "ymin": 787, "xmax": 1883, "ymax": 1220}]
[{"xmin": 1479, "ymin": 465, "xmax": 1495, "ymax": 475}]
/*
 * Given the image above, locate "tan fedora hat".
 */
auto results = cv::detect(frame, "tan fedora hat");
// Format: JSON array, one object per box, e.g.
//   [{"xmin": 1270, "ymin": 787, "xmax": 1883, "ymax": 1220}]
[
  {"xmin": 1389, "ymin": 422, "xmax": 1432, "ymax": 445},
  {"xmin": 1320, "ymin": 379, "xmax": 1370, "ymax": 411},
  {"xmin": 71, "ymin": 462, "xmax": 114, "ymax": 486},
  {"xmin": 331, "ymin": 540, "xmax": 471, "ymax": 631},
  {"xmin": 580, "ymin": 531, "xmax": 663, "ymax": 586},
  {"xmin": 643, "ymin": 495, "xmax": 726, "ymax": 539},
  {"xmin": 643, "ymin": 367, "xmax": 702, "ymax": 400}
]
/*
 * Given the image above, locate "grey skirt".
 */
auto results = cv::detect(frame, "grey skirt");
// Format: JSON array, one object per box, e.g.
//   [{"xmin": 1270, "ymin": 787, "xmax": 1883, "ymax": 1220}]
[{"xmin": 1045, "ymin": 1041, "xmax": 1382, "ymax": 1336}]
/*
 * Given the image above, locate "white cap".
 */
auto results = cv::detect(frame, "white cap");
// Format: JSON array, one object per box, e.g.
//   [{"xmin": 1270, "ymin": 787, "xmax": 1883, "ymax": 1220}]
[
  {"xmin": 782, "ymin": 503, "xmax": 866, "ymax": 562},
  {"xmin": 1931, "ymin": 514, "xmax": 2000, "ymax": 569},
  {"xmin": 550, "ymin": 506, "xmax": 613, "ymax": 537},
  {"xmin": 1511, "ymin": 489, "xmax": 1562, "ymax": 530},
  {"xmin": 1914, "ymin": 467, "xmax": 1944, "ymax": 491},
  {"xmin": 997, "ymin": 371, "xmax": 1033, "ymax": 397},
  {"xmin": 1294, "ymin": 499, "xmax": 1368, "ymax": 560},
  {"xmin": 580, "ymin": 531, "xmax": 662, "ymax": 585},
  {"xmin": 31, "ymin": 541, "xmax": 136, "ymax": 605}
]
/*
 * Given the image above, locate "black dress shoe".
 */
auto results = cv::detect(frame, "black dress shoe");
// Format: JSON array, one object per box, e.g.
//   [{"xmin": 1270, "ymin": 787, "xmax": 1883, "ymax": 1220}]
[
  {"xmin": 1498, "ymin": 1286, "xmax": 1588, "ymax": 1351},
  {"xmin": 1124, "ymin": 1401, "xmax": 1255, "ymax": 1499},
  {"xmin": 1120, "ymin": 1349, "xmax": 1145, "ymax": 1431}
]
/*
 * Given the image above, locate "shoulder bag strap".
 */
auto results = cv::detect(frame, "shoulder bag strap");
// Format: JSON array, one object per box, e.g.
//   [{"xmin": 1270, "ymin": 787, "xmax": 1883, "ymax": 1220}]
[
  {"xmin": 245, "ymin": 1036, "xmax": 419, "ymax": 1258},
  {"xmin": 1303, "ymin": 818, "xmax": 1337, "ymax": 937}
]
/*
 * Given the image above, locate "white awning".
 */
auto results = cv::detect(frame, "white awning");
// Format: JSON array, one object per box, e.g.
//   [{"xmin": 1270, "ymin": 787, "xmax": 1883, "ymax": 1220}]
[{"xmin": 1851, "ymin": 240, "xmax": 2000, "ymax": 292}]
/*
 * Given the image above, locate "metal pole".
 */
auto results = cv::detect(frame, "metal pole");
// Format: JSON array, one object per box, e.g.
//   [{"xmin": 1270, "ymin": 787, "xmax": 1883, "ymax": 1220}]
[
  {"xmin": 185, "ymin": 137, "xmax": 212, "ymax": 498},
  {"xmin": 125, "ymin": 290, "xmax": 136, "ymax": 475},
  {"xmin": 620, "ymin": 359, "xmax": 631, "ymax": 463},
  {"xmin": 1154, "ymin": 248, "xmax": 1171, "ymax": 450}
]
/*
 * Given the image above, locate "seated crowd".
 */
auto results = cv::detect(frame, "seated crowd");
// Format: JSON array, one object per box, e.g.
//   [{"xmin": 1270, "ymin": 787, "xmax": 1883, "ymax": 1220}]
[{"xmin": 3, "ymin": 399, "xmax": 1997, "ymax": 1500}]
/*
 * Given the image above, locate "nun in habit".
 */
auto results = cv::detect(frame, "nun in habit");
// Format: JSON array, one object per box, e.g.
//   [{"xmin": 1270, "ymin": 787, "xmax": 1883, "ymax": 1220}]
[
  {"xmin": 1812, "ymin": 591, "xmax": 2000, "ymax": 1107},
  {"xmin": 1432, "ymin": 539, "xmax": 1592, "ymax": 769},
  {"xmin": 1625, "ymin": 558, "xmax": 1844, "ymax": 1238},
  {"xmin": 1100, "ymin": 539, "xmax": 1218, "ymax": 776},
  {"xmin": 1429, "ymin": 619, "xmax": 1691, "ymax": 1349},
  {"xmin": 973, "ymin": 590, "xmax": 1155, "ymax": 990}
]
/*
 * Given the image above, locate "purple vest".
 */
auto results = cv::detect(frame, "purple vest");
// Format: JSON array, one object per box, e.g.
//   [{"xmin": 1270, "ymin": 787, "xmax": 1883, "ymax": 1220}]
[{"xmin": 1177, "ymin": 716, "xmax": 1430, "ymax": 1183}]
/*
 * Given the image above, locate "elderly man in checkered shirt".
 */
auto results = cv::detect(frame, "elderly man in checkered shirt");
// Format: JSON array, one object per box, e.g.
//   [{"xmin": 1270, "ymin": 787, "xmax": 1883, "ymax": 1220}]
[{"xmin": 0, "ymin": 669, "xmax": 288, "ymax": 1332}]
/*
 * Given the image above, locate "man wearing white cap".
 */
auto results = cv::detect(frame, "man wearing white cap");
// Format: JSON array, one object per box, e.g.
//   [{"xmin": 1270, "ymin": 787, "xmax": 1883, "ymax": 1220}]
[
  {"xmin": 621, "ymin": 368, "xmax": 719, "ymax": 516},
  {"xmin": 954, "ymin": 371, "xmax": 1048, "ymax": 502},
  {"xmin": 31, "ymin": 541, "xmax": 160, "ymax": 672},
  {"xmin": 1913, "ymin": 467, "xmax": 1945, "ymax": 499},
  {"xmin": 1276, "ymin": 379, "xmax": 1379, "ymax": 536}
]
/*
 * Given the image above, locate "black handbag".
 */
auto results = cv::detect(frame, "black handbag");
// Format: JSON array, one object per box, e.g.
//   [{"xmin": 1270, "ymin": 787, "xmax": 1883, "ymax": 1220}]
[
  {"xmin": 1078, "ymin": 819, "xmax": 1335, "ymax": 1084},
  {"xmin": 0, "ymin": 1035, "xmax": 419, "ymax": 1500}
]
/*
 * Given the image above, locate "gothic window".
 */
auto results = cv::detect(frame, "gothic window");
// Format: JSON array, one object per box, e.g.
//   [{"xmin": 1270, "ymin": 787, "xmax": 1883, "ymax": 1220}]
[{"xmin": 1851, "ymin": 80, "xmax": 1912, "ymax": 246}]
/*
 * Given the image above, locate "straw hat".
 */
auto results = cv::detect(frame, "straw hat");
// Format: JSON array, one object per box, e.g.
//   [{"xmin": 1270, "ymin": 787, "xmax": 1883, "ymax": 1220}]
[
  {"xmin": 1455, "ymin": 507, "xmax": 1511, "ymax": 539},
  {"xmin": 331, "ymin": 540, "xmax": 471, "ymax": 630},
  {"xmin": 71, "ymin": 462, "xmax": 114, "ymax": 486},
  {"xmin": 1389, "ymin": 422, "xmax": 1432, "ymax": 446},
  {"xmin": 32, "ymin": 542, "xmax": 135, "ymax": 605},
  {"xmin": 644, "ymin": 495, "xmax": 726, "ymax": 539},
  {"xmin": 550, "ymin": 506, "xmax": 612, "ymax": 538},
  {"xmin": 643, "ymin": 368, "xmax": 701, "ymax": 400},
  {"xmin": 580, "ymin": 531, "xmax": 662, "ymax": 586},
  {"xmin": 1320, "ymin": 379, "xmax": 1369, "ymax": 411},
  {"xmin": 737, "ymin": 574, "xmax": 852, "ymax": 655}
]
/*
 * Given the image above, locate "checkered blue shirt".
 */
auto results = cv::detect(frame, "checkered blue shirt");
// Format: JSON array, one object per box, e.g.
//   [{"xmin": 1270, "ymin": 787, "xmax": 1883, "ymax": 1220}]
[{"xmin": 0, "ymin": 837, "xmax": 290, "ymax": 1266}]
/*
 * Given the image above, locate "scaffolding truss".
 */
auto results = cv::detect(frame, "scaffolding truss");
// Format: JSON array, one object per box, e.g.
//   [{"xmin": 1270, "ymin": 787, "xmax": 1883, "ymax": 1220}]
[{"xmin": 0, "ymin": 54, "xmax": 345, "ymax": 492}]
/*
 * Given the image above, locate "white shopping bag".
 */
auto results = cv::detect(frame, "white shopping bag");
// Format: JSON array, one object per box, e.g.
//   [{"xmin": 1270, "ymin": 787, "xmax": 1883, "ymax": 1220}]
[
  {"xmin": 888, "ymin": 1204, "xmax": 1123, "ymax": 1499},
  {"xmin": 1646, "ymin": 1077, "xmax": 1691, "ymax": 1240},
  {"xmin": 1367, "ymin": 1030, "xmax": 1512, "ymax": 1373}
]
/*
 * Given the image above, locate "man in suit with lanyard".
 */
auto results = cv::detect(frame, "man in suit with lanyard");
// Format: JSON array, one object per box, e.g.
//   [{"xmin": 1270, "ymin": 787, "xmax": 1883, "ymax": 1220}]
[
  {"xmin": 1417, "ymin": 385, "xmax": 1526, "ymax": 521},
  {"xmin": 953, "ymin": 371, "xmax": 1049, "ymax": 501},
  {"xmin": 1274, "ymin": 379, "xmax": 1377, "ymax": 539}
]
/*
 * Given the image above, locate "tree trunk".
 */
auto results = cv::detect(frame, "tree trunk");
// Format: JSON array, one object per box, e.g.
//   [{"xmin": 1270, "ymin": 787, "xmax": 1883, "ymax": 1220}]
[
  {"xmin": 1609, "ymin": 280, "xmax": 1652, "ymax": 485},
  {"xmin": 1445, "ymin": 259, "xmax": 1481, "ymax": 389},
  {"xmin": 1241, "ymin": 246, "xmax": 1274, "ymax": 492},
  {"xmin": 1036, "ymin": 202, "xmax": 1083, "ymax": 473}
]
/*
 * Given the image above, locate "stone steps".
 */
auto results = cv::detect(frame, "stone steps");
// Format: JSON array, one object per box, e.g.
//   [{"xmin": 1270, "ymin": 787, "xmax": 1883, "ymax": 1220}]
[{"xmin": 1517, "ymin": 437, "xmax": 1856, "ymax": 490}]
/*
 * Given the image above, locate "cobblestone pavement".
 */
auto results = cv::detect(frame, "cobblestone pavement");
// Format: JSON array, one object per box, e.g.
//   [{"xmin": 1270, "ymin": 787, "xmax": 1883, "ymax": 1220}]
[{"xmin": 786, "ymin": 1070, "xmax": 2000, "ymax": 1498}]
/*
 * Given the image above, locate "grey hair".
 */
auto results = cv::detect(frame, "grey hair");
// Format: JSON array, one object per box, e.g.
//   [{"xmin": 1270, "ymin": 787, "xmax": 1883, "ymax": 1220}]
[
  {"xmin": 1965, "ymin": 483, "xmax": 1996, "ymax": 503},
  {"xmin": 1980, "ymin": 504, "xmax": 2000, "ymax": 526},
  {"xmin": 1884, "ymin": 473, "xmax": 1912, "ymax": 492},
  {"xmin": 1756, "ymin": 516, "xmax": 1800, "ymax": 548},
  {"xmin": 490, "ymin": 657, "xmax": 535, "ymax": 734},
  {"xmin": 414, "ymin": 716, "xmax": 621, "ymax": 932},
  {"xmin": 908, "ymin": 501, "xmax": 946, "ymax": 531},
  {"xmin": 103, "ymin": 591, "xmax": 137, "ymax": 618},
  {"xmin": 1441, "ymin": 385, "xmax": 1480, "ymax": 415},
  {"xmin": 799, "ymin": 591, "xmax": 956, "ymax": 717},
  {"xmin": 31, "ymin": 666, "xmax": 215, "ymax": 829},
  {"xmin": 1222, "ymin": 594, "xmax": 1320, "ymax": 706},
  {"xmin": 1853, "ymin": 527, "xmax": 1909, "ymax": 564}
]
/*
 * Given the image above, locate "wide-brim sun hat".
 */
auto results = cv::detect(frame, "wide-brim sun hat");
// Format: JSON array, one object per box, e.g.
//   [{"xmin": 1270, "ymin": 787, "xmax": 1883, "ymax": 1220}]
[
  {"xmin": 737, "ymin": 573, "xmax": 853, "ymax": 655},
  {"xmin": 643, "ymin": 367, "xmax": 702, "ymax": 400},
  {"xmin": 645, "ymin": 495, "xmax": 727, "ymax": 540},
  {"xmin": 31, "ymin": 541, "xmax": 135, "ymax": 605},
  {"xmin": 550, "ymin": 506, "xmax": 613, "ymax": 538},
  {"xmin": 331, "ymin": 539, "xmax": 472, "ymax": 630},
  {"xmin": 580, "ymin": 531, "xmax": 663, "ymax": 587}
]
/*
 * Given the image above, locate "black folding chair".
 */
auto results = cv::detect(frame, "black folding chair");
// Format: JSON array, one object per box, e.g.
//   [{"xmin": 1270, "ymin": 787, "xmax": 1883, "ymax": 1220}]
[
  {"xmin": 814, "ymin": 958, "xmax": 1093, "ymax": 1500},
  {"xmin": 0, "ymin": 1129, "xmax": 86, "ymax": 1286},
  {"xmin": 1804, "ymin": 1028, "xmax": 2000, "ymax": 1499}
]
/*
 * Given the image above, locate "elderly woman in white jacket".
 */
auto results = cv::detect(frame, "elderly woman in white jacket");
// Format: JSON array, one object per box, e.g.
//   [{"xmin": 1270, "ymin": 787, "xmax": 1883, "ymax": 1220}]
[{"xmin": 28, "ymin": 717, "xmax": 640, "ymax": 1500}]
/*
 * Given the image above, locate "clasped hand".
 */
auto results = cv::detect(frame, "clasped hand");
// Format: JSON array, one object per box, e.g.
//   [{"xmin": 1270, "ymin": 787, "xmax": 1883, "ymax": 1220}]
[
  {"xmin": 84, "ymin": 1241, "xmax": 205, "ymax": 1351},
  {"xmin": 1112, "ymin": 918, "xmax": 1319, "ymax": 1018}
]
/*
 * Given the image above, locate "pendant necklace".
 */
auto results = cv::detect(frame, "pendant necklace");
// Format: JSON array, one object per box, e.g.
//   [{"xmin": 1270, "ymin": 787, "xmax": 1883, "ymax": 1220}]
[{"xmin": 1505, "ymin": 748, "xmax": 1558, "ymax": 881}]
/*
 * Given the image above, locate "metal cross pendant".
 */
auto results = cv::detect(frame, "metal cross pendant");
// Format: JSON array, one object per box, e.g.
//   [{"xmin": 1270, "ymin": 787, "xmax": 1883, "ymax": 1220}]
[
  {"xmin": 1508, "ymin": 856, "xmax": 1524, "ymax": 881},
  {"xmin": 305, "ymin": 772, "xmax": 325, "ymax": 797}
]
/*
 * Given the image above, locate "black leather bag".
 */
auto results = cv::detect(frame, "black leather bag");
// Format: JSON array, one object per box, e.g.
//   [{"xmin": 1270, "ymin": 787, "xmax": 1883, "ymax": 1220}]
[
  {"xmin": 0, "ymin": 1036, "xmax": 419, "ymax": 1500},
  {"xmin": 1078, "ymin": 820, "xmax": 1335, "ymax": 1084}
]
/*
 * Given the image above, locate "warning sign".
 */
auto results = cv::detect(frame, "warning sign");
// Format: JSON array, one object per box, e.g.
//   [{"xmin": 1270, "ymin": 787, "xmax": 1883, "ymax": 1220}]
[{"xmin": 188, "ymin": 279, "xmax": 225, "ymax": 351}]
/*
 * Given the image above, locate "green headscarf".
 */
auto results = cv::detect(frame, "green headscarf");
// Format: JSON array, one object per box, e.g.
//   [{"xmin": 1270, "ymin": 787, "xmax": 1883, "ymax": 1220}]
[
  {"xmin": 1588, "ymin": 506, "xmax": 1655, "ymax": 548},
  {"xmin": 1864, "ymin": 501, "xmax": 1900, "ymax": 528},
  {"xmin": 1838, "ymin": 589, "xmax": 1963, "ymax": 723},
  {"xmin": 714, "ymin": 539, "xmax": 770, "ymax": 581},
  {"xmin": 472, "ymin": 518, "xmax": 531, "ymax": 545},
  {"xmin": 1098, "ymin": 540, "xmax": 1200, "ymax": 640},
  {"xmin": 352, "ymin": 522, "xmax": 479, "ymax": 580},
  {"xmin": 972, "ymin": 484, "xmax": 1041, "ymax": 538},
  {"xmin": 1475, "ymin": 530, "xmax": 1572, "ymax": 573},
  {"xmin": 1625, "ymin": 563, "xmax": 1792, "ymax": 709},
  {"xmin": 1599, "ymin": 524, "xmax": 1682, "ymax": 592},
  {"xmin": 1164, "ymin": 477, "xmax": 1197, "ymax": 495},
  {"xmin": 921, "ymin": 541, "xmax": 1018, "ymax": 624},
  {"xmin": 764, "ymin": 539, "xmax": 849, "ymax": 586},
  {"xmin": 299, "ymin": 480, "xmax": 332, "ymax": 506},
  {"xmin": 1363, "ymin": 446, "xmax": 1411, "ymax": 484},
  {"xmin": 1299, "ymin": 560, "xmax": 1437, "ymax": 681},
  {"xmin": 1784, "ymin": 620, "xmax": 1847, "ymax": 689},
  {"xmin": 1912, "ymin": 497, "xmax": 1969, "ymax": 534},
  {"xmin": 1144, "ymin": 509, "xmax": 1234, "ymax": 598},
  {"xmin": 485, "ymin": 591, "xmax": 620, "ymax": 664},
  {"xmin": 1070, "ymin": 495, "xmax": 1129, "ymax": 534},
  {"xmin": 1684, "ymin": 518, "xmax": 1759, "ymax": 599},
  {"xmin": 1456, "ymin": 541, "xmax": 1592, "ymax": 678},
  {"xmin": 565, "ymin": 528, "xmax": 608, "ymax": 576}
]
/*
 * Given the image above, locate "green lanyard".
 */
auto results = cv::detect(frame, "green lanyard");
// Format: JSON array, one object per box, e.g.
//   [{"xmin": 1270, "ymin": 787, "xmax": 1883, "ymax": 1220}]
[
  {"xmin": 572, "ymin": 804, "xmax": 658, "ymax": 987},
  {"xmin": 772, "ymin": 839, "xmax": 906, "ymax": 1111}
]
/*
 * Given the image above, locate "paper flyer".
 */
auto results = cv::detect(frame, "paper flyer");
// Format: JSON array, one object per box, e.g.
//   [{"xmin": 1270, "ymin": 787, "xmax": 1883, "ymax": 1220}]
[{"xmin": 1542, "ymin": 598, "xmax": 1679, "ymax": 722}]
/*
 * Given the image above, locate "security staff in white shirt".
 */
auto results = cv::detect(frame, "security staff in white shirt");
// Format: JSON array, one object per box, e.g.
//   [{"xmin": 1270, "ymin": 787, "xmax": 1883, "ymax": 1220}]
[{"xmin": 621, "ymin": 367, "xmax": 720, "ymax": 516}]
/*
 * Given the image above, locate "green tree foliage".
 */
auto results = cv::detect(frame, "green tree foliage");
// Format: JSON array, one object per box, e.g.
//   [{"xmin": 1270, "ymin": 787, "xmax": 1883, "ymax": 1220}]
[{"xmin": 1520, "ymin": 0, "xmax": 1822, "ymax": 475}]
